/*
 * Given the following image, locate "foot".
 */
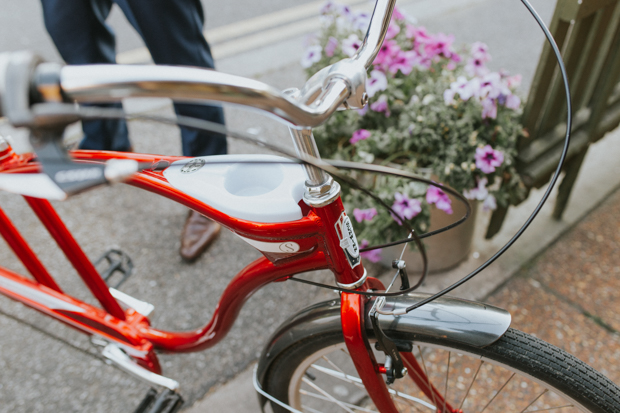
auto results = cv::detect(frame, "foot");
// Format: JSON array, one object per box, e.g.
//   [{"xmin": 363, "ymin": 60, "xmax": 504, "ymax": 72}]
[{"xmin": 180, "ymin": 210, "xmax": 221, "ymax": 262}]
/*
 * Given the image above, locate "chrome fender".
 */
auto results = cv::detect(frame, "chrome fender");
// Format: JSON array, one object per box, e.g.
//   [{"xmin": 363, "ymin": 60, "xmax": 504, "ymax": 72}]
[{"xmin": 256, "ymin": 292, "xmax": 511, "ymax": 402}]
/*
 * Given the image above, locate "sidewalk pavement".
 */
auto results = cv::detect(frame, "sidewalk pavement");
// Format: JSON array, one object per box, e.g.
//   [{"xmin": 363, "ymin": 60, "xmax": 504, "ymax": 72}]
[{"xmin": 3, "ymin": 0, "xmax": 620, "ymax": 412}]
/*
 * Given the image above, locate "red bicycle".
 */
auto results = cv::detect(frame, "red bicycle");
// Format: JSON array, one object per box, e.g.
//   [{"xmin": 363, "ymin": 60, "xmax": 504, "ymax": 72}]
[{"xmin": 0, "ymin": 1, "xmax": 619, "ymax": 412}]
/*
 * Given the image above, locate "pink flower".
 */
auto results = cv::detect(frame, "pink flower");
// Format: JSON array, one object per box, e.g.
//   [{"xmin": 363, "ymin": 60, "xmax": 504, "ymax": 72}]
[
  {"xmin": 353, "ymin": 12, "xmax": 371, "ymax": 31},
  {"xmin": 443, "ymin": 88, "xmax": 457, "ymax": 105},
  {"xmin": 465, "ymin": 43, "xmax": 492, "ymax": 77},
  {"xmin": 342, "ymin": 34, "xmax": 362, "ymax": 57},
  {"xmin": 504, "ymin": 93, "xmax": 521, "ymax": 110},
  {"xmin": 464, "ymin": 178, "xmax": 497, "ymax": 211},
  {"xmin": 353, "ymin": 207, "xmax": 378, "ymax": 222},
  {"xmin": 350, "ymin": 129, "xmax": 371, "ymax": 144},
  {"xmin": 392, "ymin": 192, "xmax": 422, "ymax": 222},
  {"xmin": 481, "ymin": 98, "xmax": 498, "ymax": 120},
  {"xmin": 505, "ymin": 74, "xmax": 522, "ymax": 89},
  {"xmin": 373, "ymin": 40, "xmax": 400, "ymax": 67},
  {"xmin": 483, "ymin": 194, "xmax": 497, "ymax": 211},
  {"xmin": 465, "ymin": 56, "xmax": 489, "ymax": 77},
  {"xmin": 463, "ymin": 177, "xmax": 489, "ymax": 201},
  {"xmin": 301, "ymin": 45, "xmax": 322, "ymax": 68},
  {"xmin": 385, "ymin": 22, "xmax": 401, "ymax": 40},
  {"xmin": 392, "ymin": 7, "xmax": 406, "ymax": 20},
  {"xmin": 445, "ymin": 76, "xmax": 480, "ymax": 104},
  {"xmin": 370, "ymin": 95, "xmax": 391, "ymax": 117},
  {"xmin": 405, "ymin": 24, "xmax": 417, "ymax": 39},
  {"xmin": 471, "ymin": 42, "xmax": 490, "ymax": 60},
  {"xmin": 475, "ymin": 145, "xmax": 504, "ymax": 173},
  {"xmin": 388, "ymin": 50, "xmax": 418, "ymax": 75},
  {"xmin": 408, "ymin": 26, "xmax": 431, "ymax": 49},
  {"xmin": 425, "ymin": 32, "xmax": 455, "ymax": 59},
  {"xmin": 366, "ymin": 70, "xmax": 388, "ymax": 98},
  {"xmin": 320, "ymin": 1, "xmax": 336, "ymax": 15},
  {"xmin": 339, "ymin": 4, "xmax": 353, "ymax": 19},
  {"xmin": 479, "ymin": 72, "xmax": 503, "ymax": 99},
  {"xmin": 426, "ymin": 185, "xmax": 453, "ymax": 214},
  {"xmin": 325, "ymin": 36, "xmax": 338, "ymax": 57},
  {"xmin": 360, "ymin": 240, "xmax": 382, "ymax": 263}
]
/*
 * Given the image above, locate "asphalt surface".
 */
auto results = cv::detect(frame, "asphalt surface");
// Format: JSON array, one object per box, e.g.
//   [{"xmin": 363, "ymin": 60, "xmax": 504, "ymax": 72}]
[
  {"xmin": 0, "ymin": 0, "xmax": 318, "ymax": 61},
  {"xmin": 1, "ymin": 0, "xmax": 599, "ymax": 412}
]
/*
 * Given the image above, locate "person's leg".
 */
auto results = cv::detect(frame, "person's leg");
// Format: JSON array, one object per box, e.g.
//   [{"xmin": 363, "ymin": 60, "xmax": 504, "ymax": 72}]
[
  {"xmin": 40, "ymin": 0, "xmax": 131, "ymax": 151},
  {"xmin": 115, "ymin": 0, "xmax": 227, "ymax": 157},
  {"xmin": 115, "ymin": 0, "xmax": 225, "ymax": 261}
]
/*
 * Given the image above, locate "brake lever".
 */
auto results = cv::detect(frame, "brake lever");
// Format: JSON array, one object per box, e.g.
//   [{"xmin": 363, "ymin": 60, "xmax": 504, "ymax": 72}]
[{"xmin": 27, "ymin": 104, "xmax": 140, "ymax": 198}]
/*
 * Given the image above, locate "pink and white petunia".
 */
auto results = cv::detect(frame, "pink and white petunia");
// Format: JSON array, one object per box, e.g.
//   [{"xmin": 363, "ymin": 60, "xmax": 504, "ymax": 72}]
[
  {"xmin": 475, "ymin": 145, "xmax": 504, "ymax": 173},
  {"xmin": 324, "ymin": 36, "xmax": 338, "ymax": 57},
  {"xmin": 481, "ymin": 98, "xmax": 498, "ymax": 120},
  {"xmin": 353, "ymin": 207, "xmax": 378, "ymax": 223},
  {"xmin": 392, "ymin": 192, "xmax": 422, "ymax": 222},
  {"xmin": 342, "ymin": 34, "xmax": 362, "ymax": 57},
  {"xmin": 426, "ymin": 185, "xmax": 453, "ymax": 214},
  {"xmin": 359, "ymin": 239, "xmax": 382, "ymax": 262},
  {"xmin": 370, "ymin": 95, "xmax": 391, "ymax": 117},
  {"xmin": 366, "ymin": 70, "xmax": 388, "ymax": 98},
  {"xmin": 301, "ymin": 45, "xmax": 322, "ymax": 68},
  {"xmin": 350, "ymin": 129, "xmax": 371, "ymax": 144},
  {"xmin": 463, "ymin": 177, "xmax": 489, "ymax": 201}
]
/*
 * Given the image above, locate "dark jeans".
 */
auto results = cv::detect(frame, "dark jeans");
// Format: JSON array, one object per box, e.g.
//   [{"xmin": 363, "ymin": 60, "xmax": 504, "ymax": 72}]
[{"xmin": 41, "ymin": 0, "xmax": 227, "ymax": 156}]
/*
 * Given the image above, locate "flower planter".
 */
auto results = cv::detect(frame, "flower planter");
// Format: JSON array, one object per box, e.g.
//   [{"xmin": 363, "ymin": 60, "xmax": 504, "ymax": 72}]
[
  {"xmin": 379, "ymin": 196, "xmax": 478, "ymax": 273},
  {"xmin": 305, "ymin": 2, "xmax": 527, "ymax": 272}
]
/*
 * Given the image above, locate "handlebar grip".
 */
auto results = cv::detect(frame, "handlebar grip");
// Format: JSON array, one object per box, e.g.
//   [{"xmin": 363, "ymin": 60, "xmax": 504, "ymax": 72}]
[{"xmin": 0, "ymin": 52, "xmax": 47, "ymax": 126}]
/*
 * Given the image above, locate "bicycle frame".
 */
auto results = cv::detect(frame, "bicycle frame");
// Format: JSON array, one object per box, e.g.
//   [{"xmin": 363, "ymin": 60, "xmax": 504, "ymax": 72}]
[{"xmin": 0, "ymin": 146, "xmax": 422, "ymax": 410}]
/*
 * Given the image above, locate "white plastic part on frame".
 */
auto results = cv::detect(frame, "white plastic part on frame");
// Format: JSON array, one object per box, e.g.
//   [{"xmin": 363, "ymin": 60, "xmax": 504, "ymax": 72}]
[
  {"xmin": 0, "ymin": 173, "xmax": 67, "ymax": 200},
  {"xmin": 164, "ymin": 155, "xmax": 308, "ymax": 223}
]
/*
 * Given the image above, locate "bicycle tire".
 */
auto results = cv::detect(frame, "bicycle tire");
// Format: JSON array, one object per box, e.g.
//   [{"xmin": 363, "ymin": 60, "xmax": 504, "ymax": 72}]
[{"xmin": 263, "ymin": 327, "xmax": 620, "ymax": 413}]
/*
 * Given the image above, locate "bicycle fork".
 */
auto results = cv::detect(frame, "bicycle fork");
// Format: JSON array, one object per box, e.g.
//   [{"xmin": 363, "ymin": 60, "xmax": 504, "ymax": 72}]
[{"xmin": 340, "ymin": 292, "xmax": 459, "ymax": 413}]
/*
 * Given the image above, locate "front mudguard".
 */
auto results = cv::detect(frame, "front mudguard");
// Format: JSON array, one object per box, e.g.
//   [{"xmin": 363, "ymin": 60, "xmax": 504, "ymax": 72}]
[{"xmin": 255, "ymin": 292, "xmax": 511, "ymax": 410}]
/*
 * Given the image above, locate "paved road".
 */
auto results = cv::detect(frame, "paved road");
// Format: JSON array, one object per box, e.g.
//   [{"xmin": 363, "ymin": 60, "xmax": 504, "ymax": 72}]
[
  {"xmin": 0, "ymin": 0, "xmax": 317, "ymax": 60},
  {"xmin": 0, "ymin": 0, "xmax": 561, "ymax": 412}
]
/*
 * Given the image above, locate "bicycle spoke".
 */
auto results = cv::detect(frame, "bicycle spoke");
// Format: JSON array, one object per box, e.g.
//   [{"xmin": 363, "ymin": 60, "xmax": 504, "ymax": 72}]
[
  {"xmin": 310, "ymin": 364, "xmax": 366, "ymax": 389},
  {"xmin": 457, "ymin": 360, "xmax": 483, "ymax": 411},
  {"xmin": 417, "ymin": 346, "xmax": 439, "ymax": 409},
  {"xmin": 301, "ymin": 404, "xmax": 325, "ymax": 413},
  {"xmin": 390, "ymin": 390, "xmax": 436, "ymax": 411},
  {"xmin": 523, "ymin": 405, "xmax": 574, "ymax": 412},
  {"xmin": 309, "ymin": 364, "xmax": 436, "ymax": 410},
  {"xmin": 518, "ymin": 389, "xmax": 548, "ymax": 413},
  {"xmin": 442, "ymin": 352, "xmax": 450, "ymax": 413},
  {"xmin": 299, "ymin": 390, "xmax": 378, "ymax": 413},
  {"xmin": 392, "ymin": 392, "xmax": 427, "ymax": 413},
  {"xmin": 302, "ymin": 377, "xmax": 356, "ymax": 413},
  {"xmin": 479, "ymin": 372, "xmax": 515, "ymax": 413},
  {"xmin": 322, "ymin": 355, "xmax": 347, "ymax": 375}
]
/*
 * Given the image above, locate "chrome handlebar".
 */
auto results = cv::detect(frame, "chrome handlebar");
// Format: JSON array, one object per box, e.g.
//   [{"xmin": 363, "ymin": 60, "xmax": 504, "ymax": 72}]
[{"xmin": 58, "ymin": 64, "xmax": 351, "ymax": 128}]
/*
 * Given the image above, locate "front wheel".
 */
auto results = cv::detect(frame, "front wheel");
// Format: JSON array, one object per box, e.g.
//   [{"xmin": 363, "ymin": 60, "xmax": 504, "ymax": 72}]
[{"xmin": 263, "ymin": 328, "xmax": 620, "ymax": 413}]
